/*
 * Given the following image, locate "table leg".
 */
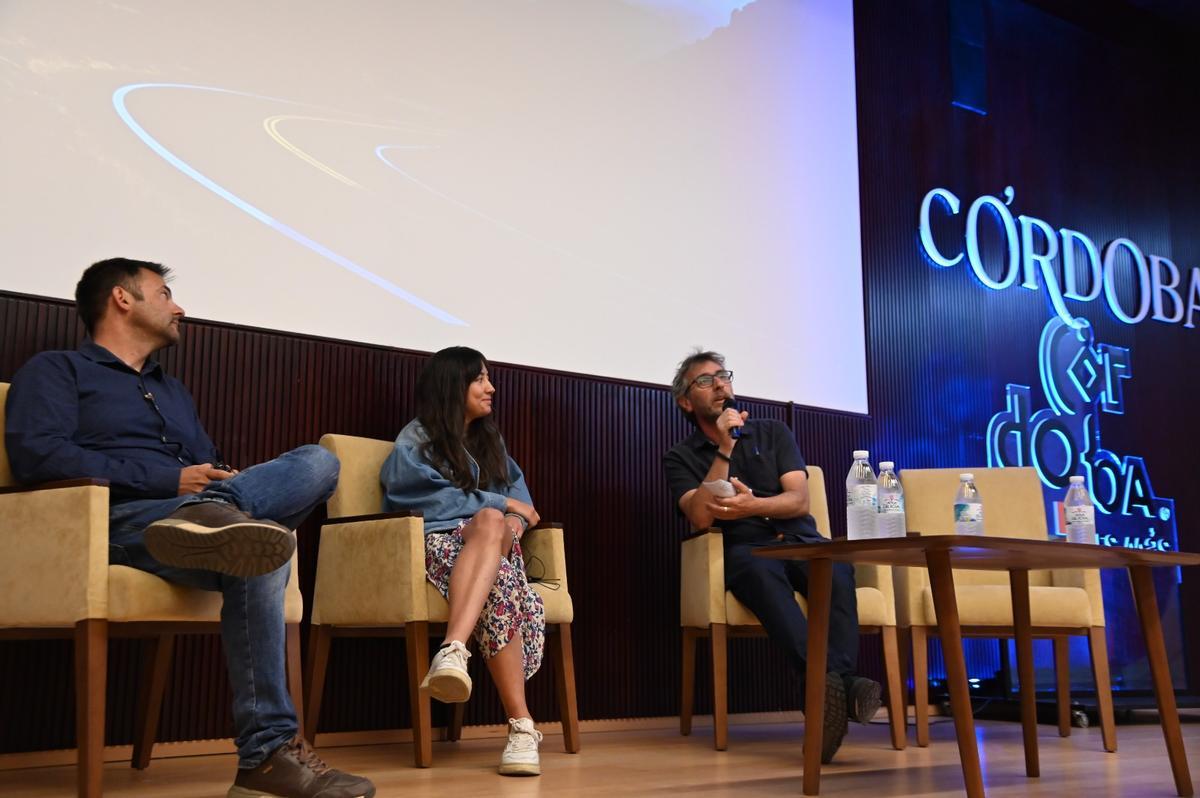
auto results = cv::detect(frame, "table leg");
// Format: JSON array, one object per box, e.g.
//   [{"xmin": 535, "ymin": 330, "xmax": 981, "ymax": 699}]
[
  {"xmin": 927, "ymin": 549, "xmax": 985, "ymax": 798},
  {"xmin": 1129, "ymin": 565, "xmax": 1193, "ymax": 796},
  {"xmin": 1009, "ymin": 568, "xmax": 1039, "ymax": 777},
  {"xmin": 803, "ymin": 557, "xmax": 833, "ymax": 796}
]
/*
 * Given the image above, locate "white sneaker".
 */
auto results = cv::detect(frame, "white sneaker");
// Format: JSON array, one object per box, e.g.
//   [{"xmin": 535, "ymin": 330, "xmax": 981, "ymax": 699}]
[
  {"xmin": 420, "ymin": 640, "xmax": 471, "ymax": 703},
  {"xmin": 499, "ymin": 717, "xmax": 542, "ymax": 776}
]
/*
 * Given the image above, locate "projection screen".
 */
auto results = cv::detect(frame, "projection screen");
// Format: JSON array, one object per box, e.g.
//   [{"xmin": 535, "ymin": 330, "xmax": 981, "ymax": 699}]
[{"xmin": 0, "ymin": 0, "xmax": 868, "ymax": 413}]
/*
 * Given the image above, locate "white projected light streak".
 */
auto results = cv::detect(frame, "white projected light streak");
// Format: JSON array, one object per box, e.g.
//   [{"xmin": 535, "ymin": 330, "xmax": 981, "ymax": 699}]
[
  {"xmin": 0, "ymin": 0, "xmax": 868, "ymax": 412},
  {"xmin": 113, "ymin": 83, "xmax": 467, "ymax": 326}
]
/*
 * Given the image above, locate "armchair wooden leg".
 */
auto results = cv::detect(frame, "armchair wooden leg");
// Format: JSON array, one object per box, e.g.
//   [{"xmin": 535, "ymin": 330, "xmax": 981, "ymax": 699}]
[
  {"xmin": 881, "ymin": 626, "xmax": 907, "ymax": 750},
  {"xmin": 1054, "ymin": 636, "xmax": 1071, "ymax": 738},
  {"xmin": 552, "ymin": 623, "xmax": 581, "ymax": 753},
  {"xmin": 681, "ymin": 628, "xmax": 697, "ymax": 737},
  {"xmin": 446, "ymin": 702, "xmax": 465, "ymax": 742},
  {"xmin": 897, "ymin": 625, "xmax": 912, "ymax": 731},
  {"xmin": 75, "ymin": 619, "xmax": 107, "ymax": 798},
  {"xmin": 303, "ymin": 624, "xmax": 332, "ymax": 743},
  {"xmin": 286, "ymin": 623, "xmax": 305, "ymax": 734},
  {"xmin": 912, "ymin": 626, "xmax": 930, "ymax": 747},
  {"xmin": 710, "ymin": 623, "xmax": 728, "ymax": 751},
  {"xmin": 1088, "ymin": 625, "xmax": 1117, "ymax": 753},
  {"xmin": 132, "ymin": 634, "xmax": 174, "ymax": 770},
  {"xmin": 405, "ymin": 621, "xmax": 433, "ymax": 768}
]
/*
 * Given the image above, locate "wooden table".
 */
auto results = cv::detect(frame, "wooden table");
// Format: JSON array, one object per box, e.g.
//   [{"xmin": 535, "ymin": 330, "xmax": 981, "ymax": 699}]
[{"xmin": 755, "ymin": 534, "xmax": 1200, "ymax": 797}]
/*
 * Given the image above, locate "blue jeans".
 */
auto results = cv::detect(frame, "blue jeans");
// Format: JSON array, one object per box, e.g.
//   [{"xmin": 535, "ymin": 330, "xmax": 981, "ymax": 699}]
[
  {"xmin": 724, "ymin": 536, "xmax": 859, "ymax": 698},
  {"xmin": 108, "ymin": 444, "xmax": 339, "ymax": 767}
]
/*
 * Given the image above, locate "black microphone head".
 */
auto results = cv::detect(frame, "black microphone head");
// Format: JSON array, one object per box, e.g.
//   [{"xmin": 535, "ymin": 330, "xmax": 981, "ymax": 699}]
[{"xmin": 722, "ymin": 398, "xmax": 742, "ymax": 438}]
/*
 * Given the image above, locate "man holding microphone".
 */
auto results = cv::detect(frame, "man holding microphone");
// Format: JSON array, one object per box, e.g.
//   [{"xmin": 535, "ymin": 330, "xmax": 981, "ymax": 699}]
[{"xmin": 662, "ymin": 349, "xmax": 880, "ymax": 764}]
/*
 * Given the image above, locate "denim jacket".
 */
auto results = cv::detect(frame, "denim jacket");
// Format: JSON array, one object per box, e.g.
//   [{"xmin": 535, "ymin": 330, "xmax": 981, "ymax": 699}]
[{"xmin": 379, "ymin": 419, "xmax": 533, "ymax": 534}]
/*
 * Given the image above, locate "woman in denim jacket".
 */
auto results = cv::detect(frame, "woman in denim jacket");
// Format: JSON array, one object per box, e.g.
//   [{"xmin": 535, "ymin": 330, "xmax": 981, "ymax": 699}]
[{"xmin": 380, "ymin": 346, "xmax": 546, "ymax": 776}]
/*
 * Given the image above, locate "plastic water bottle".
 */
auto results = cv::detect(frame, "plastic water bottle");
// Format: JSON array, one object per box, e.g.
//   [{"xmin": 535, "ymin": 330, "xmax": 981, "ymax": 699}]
[
  {"xmin": 845, "ymin": 450, "xmax": 878, "ymax": 540},
  {"xmin": 1064, "ymin": 475, "xmax": 1097, "ymax": 544},
  {"xmin": 953, "ymin": 473, "xmax": 984, "ymax": 536},
  {"xmin": 876, "ymin": 461, "xmax": 906, "ymax": 538}
]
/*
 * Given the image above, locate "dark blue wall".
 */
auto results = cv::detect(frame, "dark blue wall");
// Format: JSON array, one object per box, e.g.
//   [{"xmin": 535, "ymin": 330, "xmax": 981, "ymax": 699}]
[{"xmin": 854, "ymin": 0, "xmax": 1199, "ymax": 692}]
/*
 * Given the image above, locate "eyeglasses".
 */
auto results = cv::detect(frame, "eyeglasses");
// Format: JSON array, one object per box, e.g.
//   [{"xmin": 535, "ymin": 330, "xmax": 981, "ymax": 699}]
[{"xmin": 687, "ymin": 370, "xmax": 733, "ymax": 391}]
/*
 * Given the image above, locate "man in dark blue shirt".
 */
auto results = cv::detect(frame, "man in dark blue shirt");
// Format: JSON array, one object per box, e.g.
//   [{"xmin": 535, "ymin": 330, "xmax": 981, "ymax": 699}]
[
  {"xmin": 663, "ymin": 349, "xmax": 880, "ymax": 765},
  {"xmin": 5, "ymin": 258, "xmax": 374, "ymax": 798}
]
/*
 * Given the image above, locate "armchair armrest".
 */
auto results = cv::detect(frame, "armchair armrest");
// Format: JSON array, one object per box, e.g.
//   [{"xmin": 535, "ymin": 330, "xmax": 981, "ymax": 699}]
[
  {"xmin": 1050, "ymin": 567, "xmax": 1106, "ymax": 627},
  {"xmin": 522, "ymin": 523, "xmax": 568, "ymax": 592},
  {"xmin": 0, "ymin": 482, "xmax": 109, "ymax": 627},
  {"xmin": 681, "ymin": 528, "xmax": 726, "ymax": 628},
  {"xmin": 312, "ymin": 512, "xmax": 428, "ymax": 625},
  {"xmin": 0, "ymin": 477, "xmax": 109, "ymax": 495},
  {"xmin": 854, "ymin": 561, "xmax": 898, "ymax": 626}
]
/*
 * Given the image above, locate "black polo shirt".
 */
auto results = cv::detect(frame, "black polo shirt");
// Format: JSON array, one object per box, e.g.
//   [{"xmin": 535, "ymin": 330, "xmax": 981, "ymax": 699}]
[{"xmin": 663, "ymin": 418, "xmax": 822, "ymax": 544}]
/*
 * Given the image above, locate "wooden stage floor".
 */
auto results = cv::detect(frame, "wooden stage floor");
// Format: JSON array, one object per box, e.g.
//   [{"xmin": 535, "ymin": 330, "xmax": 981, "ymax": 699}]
[{"xmin": 5, "ymin": 712, "xmax": 1200, "ymax": 797}]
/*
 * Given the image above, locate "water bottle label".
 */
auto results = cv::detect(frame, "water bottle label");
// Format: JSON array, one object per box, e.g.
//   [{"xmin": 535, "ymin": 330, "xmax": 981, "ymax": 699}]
[
  {"xmin": 879, "ymin": 494, "xmax": 904, "ymax": 513},
  {"xmin": 1065, "ymin": 505, "xmax": 1095, "ymax": 526},
  {"xmin": 847, "ymin": 484, "xmax": 877, "ymax": 507},
  {"xmin": 954, "ymin": 502, "xmax": 982, "ymax": 523}
]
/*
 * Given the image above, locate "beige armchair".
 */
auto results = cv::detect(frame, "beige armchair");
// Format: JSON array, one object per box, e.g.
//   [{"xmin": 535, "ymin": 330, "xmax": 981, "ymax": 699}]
[
  {"xmin": 0, "ymin": 382, "xmax": 305, "ymax": 798},
  {"xmin": 896, "ymin": 466, "xmax": 1115, "ymax": 750},
  {"xmin": 680, "ymin": 464, "xmax": 906, "ymax": 751},
  {"xmin": 304, "ymin": 433, "xmax": 579, "ymax": 767}
]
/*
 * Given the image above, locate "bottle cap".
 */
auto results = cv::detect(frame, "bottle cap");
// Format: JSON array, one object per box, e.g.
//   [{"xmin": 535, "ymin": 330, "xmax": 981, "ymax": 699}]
[
  {"xmin": 1069, "ymin": 475, "xmax": 1085, "ymax": 484},
  {"xmin": 879, "ymin": 461, "xmax": 894, "ymax": 471},
  {"xmin": 960, "ymin": 473, "xmax": 974, "ymax": 481},
  {"xmin": 853, "ymin": 450, "xmax": 869, "ymax": 459}
]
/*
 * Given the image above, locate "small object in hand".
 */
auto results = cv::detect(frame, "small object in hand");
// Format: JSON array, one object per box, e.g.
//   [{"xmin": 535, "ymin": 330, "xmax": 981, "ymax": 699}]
[{"xmin": 702, "ymin": 478, "xmax": 736, "ymax": 498}]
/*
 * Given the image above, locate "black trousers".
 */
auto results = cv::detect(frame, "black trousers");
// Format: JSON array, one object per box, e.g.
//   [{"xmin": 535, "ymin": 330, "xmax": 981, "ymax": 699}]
[{"xmin": 723, "ymin": 537, "xmax": 860, "ymax": 683}]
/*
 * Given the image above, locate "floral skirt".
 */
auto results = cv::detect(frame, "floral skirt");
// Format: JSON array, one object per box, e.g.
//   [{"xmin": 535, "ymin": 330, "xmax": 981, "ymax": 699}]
[{"xmin": 425, "ymin": 520, "xmax": 545, "ymax": 680}]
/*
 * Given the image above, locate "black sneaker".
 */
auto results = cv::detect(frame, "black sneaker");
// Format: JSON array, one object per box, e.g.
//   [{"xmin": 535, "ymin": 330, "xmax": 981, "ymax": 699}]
[
  {"xmin": 846, "ymin": 676, "xmax": 883, "ymax": 725},
  {"xmin": 145, "ymin": 500, "xmax": 295, "ymax": 578},
  {"xmin": 227, "ymin": 736, "xmax": 375, "ymax": 798}
]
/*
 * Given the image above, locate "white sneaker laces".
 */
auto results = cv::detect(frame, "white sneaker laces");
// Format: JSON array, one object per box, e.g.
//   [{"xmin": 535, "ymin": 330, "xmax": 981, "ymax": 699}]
[
  {"xmin": 437, "ymin": 640, "xmax": 470, "ymax": 671},
  {"xmin": 506, "ymin": 718, "xmax": 542, "ymax": 752}
]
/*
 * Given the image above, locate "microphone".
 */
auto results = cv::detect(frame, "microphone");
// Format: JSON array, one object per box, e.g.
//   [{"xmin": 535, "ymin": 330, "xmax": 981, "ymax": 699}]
[{"xmin": 722, "ymin": 398, "xmax": 742, "ymax": 439}]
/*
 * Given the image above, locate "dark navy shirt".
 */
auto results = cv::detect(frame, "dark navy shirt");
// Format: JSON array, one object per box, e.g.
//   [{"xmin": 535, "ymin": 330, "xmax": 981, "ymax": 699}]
[
  {"xmin": 663, "ymin": 418, "xmax": 822, "ymax": 544},
  {"xmin": 5, "ymin": 340, "xmax": 219, "ymax": 503}
]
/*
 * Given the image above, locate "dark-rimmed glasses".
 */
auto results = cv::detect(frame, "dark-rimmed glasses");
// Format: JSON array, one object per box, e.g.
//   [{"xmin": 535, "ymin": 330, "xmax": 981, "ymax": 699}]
[{"xmin": 687, "ymin": 370, "xmax": 733, "ymax": 391}]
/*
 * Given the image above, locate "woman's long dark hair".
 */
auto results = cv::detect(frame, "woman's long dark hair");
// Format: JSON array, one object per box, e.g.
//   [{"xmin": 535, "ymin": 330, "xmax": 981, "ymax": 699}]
[{"xmin": 415, "ymin": 346, "xmax": 509, "ymax": 491}]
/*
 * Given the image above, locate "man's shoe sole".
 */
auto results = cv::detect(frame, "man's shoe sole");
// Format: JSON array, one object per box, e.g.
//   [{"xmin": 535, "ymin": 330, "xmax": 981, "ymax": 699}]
[
  {"xmin": 820, "ymin": 675, "xmax": 848, "ymax": 765},
  {"xmin": 421, "ymin": 669, "xmax": 472, "ymax": 703},
  {"xmin": 228, "ymin": 788, "xmax": 373, "ymax": 798},
  {"xmin": 850, "ymin": 678, "xmax": 883, "ymax": 725},
  {"xmin": 145, "ymin": 519, "xmax": 295, "ymax": 578},
  {"xmin": 498, "ymin": 761, "xmax": 541, "ymax": 776}
]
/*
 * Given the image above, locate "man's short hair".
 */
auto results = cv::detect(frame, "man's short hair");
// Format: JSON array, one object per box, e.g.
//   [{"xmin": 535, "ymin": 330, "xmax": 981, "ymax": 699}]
[
  {"xmin": 671, "ymin": 349, "xmax": 726, "ymax": 424},
  {"xmin": 75, "ymin": 258, "xmax": 171, "ymax": 334}
]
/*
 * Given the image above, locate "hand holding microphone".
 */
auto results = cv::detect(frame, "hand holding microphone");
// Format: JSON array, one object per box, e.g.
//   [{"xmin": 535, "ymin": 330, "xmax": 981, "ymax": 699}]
[{"xmin": 720, "ymin": 398, "xmax": 748, "ymax": 441}]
